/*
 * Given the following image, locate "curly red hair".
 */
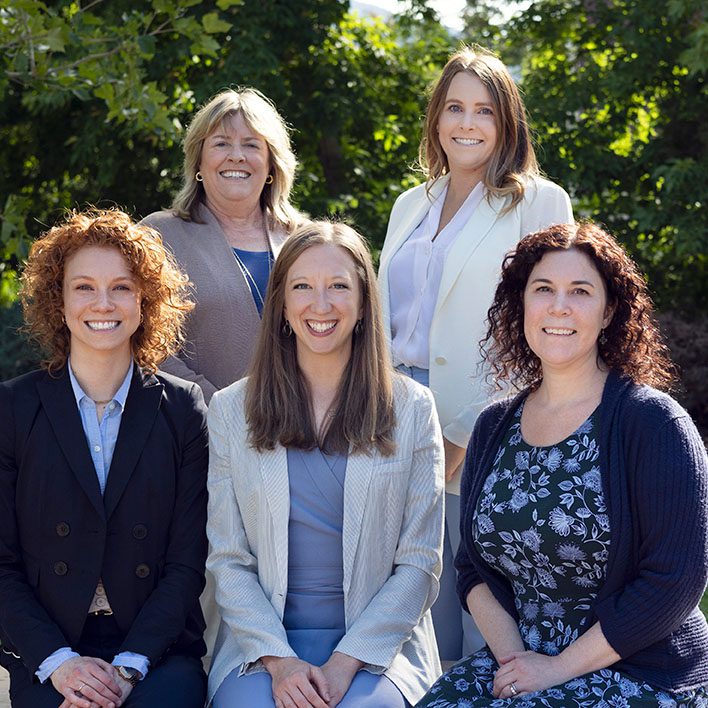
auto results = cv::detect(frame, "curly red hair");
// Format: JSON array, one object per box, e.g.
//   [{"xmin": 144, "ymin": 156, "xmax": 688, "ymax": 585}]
[
  {"xmin": 20, "ymin": 208, "xmax": 194, "ymax": 374},
  {"xmin": 482, "ymin": 222, "xmax": 677, "ymax": 391}
]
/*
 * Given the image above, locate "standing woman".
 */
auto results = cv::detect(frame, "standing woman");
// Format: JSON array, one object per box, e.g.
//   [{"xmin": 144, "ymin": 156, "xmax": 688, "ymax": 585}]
[
  {"xmin": 206, "ymin": 221, "xmax": 444, "ymax": 707},
  {"xmin": 142, "ymin": 87, "xmax": 303, "ymax": 403},
  {"xmin": 378, "ymin": 45, "xmax": 573, "ymax": 662},
  {"xmin": 0, "ymin": 209, "xmax": 208, "ymax": 707},
  {"xmin": 419, "ymin": 222, "xmax": 708, "ymax": 706}
]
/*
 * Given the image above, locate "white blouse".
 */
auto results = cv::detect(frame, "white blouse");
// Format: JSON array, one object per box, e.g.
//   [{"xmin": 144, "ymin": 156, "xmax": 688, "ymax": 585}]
[{"xmin": 388, "ymin": 182, "xmax": 485, "ymax": 368}]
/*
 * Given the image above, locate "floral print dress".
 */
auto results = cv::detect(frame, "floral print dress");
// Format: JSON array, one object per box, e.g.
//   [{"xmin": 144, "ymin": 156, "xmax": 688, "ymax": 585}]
[{"xmin": 417, "ymin": 404, "xmax": 707, "ymax": 707}]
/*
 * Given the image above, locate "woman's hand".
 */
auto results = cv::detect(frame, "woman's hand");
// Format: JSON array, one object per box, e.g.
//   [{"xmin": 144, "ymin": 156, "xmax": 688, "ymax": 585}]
[
  {"xmin": 262, "ymin": 655, "xmax": 330, "ymax": 708},
  {"xmin": 51, "ymin": 656, "xmax": 123, "ymax": 707},
  {"xmin": 443, "ymin": 437, "xmax": 466, "ymax": 482},
  {"xmin": 320, "ymin": 651, "xmax": 364, "ymax": 706},
  {"xmin": 492, "ymin": 651, "xmax": 570, "ymax": 699}
]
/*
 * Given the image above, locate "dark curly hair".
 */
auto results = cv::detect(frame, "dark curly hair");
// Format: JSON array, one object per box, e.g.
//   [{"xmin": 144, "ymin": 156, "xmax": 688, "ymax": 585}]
[
  {"xmin": 482, "ymin": 221, "xmax": 677, "ymax": 391},
  {"xmin": 20, "ymin": 208, "xmax": 194, "ymax": 374}
]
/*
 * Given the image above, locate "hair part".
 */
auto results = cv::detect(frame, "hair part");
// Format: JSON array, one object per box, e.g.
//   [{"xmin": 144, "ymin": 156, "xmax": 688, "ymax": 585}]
[
  {"xmin": 171, "ymin": 87, "xmax": 300, "ymax": 232},
  {"xmin": 420, "ymin": 44, "xmax": 539, "ymax": 209},
  {"xmin": 482, "ymin": 221, "xmax": 677, "ymax": 391},
  {"xmin": 245, "ymin": 219, "xmax": 396, "ymax": 456},
  {"xmin": 20, "ymin": 208, "xmax": 194, "ymax": 375}
]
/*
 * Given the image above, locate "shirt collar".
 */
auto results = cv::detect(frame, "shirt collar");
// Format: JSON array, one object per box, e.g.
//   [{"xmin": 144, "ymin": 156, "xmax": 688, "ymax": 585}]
[{"xmin": 67, "ymin": 358, "xmax": 134, "ymax": 411}]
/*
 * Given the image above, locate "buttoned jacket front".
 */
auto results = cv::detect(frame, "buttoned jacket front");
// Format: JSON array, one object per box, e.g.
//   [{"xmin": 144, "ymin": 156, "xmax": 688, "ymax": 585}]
[
  {"xmin": 205, "ymin": 375, "xmax": 445, "ymax": 705},
  {"xmin": 378, "ymin": 175, "xmax": 573, "ymax": 493},
  {"xmin": 0, "ymin": 366, "xmax": 209, "ymax": 676}
]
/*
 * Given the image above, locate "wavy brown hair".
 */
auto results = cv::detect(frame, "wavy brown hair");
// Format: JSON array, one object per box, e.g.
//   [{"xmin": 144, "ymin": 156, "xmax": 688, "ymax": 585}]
[
  {"xmin": 420, "ymin": 45, "xmax": 539, "ymax": 209},
  {"xmin": 20, "ymin": 208, "xmax": 194, "ymax": 374},
  {"xmin": 482, "ymin": 222, "xmax": 677, "ymax": 391},
  {"xmin": 245, "ymin": 220, "xmax": 396, "ymax": 456}
]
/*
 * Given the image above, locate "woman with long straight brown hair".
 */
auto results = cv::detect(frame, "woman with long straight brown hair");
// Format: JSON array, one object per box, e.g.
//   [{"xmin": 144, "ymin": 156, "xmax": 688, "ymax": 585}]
[
  {"xmin": 206, "ymin": 220, "xmax": 445, "ymax": 707},
  {"xmin": 378, "ymin": 45, "xmax": 573, "ymax": 663}
]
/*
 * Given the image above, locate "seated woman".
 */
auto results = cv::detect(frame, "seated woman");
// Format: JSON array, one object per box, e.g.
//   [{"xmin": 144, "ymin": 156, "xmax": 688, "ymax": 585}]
[
  {"xmin": 418, "ymin": 222, "xmax": 708, "ymax": 706},
  {"xmin": 0, "ymin": 209, "xmax": 209, "ymax": 708},
  {"xmin": 206, "ymin": 221, "xmax": 445, "ymax": 707}
]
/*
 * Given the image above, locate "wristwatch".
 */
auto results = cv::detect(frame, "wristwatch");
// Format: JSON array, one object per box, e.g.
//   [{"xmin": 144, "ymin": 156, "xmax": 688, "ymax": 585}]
[{"xmin": 115, "ymin": 665, "xmax": 142, "ymax": 687}]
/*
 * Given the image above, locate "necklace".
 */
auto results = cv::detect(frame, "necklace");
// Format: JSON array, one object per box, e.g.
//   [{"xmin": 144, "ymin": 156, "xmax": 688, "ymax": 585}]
[{"xmin": 232, "ymin": 248, "xmax": 273, "ymax": 310}]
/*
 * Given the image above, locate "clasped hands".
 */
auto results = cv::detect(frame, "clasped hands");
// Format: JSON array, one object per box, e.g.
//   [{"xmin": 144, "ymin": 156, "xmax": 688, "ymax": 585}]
[
  {"xmin": 492, "ymin": 650, "xmax": 571, "ymax": 700},
  {"xmin": 51, "ymin": 656, "xmax": 133, "ymax": 708},
  {"xmin": 263, "ymin": 652, "xmax": 364, "ymax": 708}
]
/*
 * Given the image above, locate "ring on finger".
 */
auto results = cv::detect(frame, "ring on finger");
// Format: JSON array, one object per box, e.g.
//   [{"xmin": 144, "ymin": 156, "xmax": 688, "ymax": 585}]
[
  {"xmin": 77, "ymin": 682, "xmax": 86, "ymax": 693},
  {"xmin": 509, "ymin": 682, "xmax": 518, "ymax": 697}
]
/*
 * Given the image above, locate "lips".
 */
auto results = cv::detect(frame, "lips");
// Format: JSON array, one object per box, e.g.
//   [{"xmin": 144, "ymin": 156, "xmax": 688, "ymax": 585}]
[
  {"xmin": 86, "ymin": 321, "xmax": 119, "ymax": 331},
  {"xmin": 307, "ymin": 320, "xmax": 336, "ymax": 334},
  {"xmin": 543, "ymin": 327, "xmax": 575, "ymax": 335}
]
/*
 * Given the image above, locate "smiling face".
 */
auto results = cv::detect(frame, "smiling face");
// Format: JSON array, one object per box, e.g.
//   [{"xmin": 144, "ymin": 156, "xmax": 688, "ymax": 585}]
[
  {"xmin": 198, "ymin": 111, "xmax": 270, "ymax": 213},
  {"xmin": 437, "ymin": 71, "xmax": 498, "ymax": 184},
  {"xmin": 523, "ymin": 249, "xmax": 614, "ymax": 376},
  {"xmin": 62, "ymin": 245, "xmax": 141, "ymax": 366},
  {"xmin": 283, "ymin": 243, "xmax": 363, "ymax": 372}
]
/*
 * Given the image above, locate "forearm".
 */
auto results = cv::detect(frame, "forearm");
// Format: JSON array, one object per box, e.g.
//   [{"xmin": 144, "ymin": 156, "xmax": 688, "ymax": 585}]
[
  {"xmin": 555, "ymin": 622, "xmax": 620, "ymax": 682},
  {"xmin": 443, "ymin": 437, "xmax": 466, "ymax": 482},
  {"xmin": 466, "ymin": 583, "xmax": 524, "ymax": 660}
]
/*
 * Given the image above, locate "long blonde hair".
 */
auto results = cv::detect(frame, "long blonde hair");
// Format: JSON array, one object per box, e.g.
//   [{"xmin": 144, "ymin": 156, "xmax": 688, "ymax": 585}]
[
  {"xmin": 172, "ymin": 88, "xmax": 300, "ymax": 231},
  {"xmin": 245, "ymin": 220, "xmax": 396, "ymax": 456},
  {"xmin": 421, "ymin": 45, "xmax": 539, "ymax": 208}
]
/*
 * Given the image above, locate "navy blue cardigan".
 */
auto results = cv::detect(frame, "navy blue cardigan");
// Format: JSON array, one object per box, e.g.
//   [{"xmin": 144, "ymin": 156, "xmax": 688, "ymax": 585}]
[{"xmin": 455, "ymin": 370, "xmax": 708, "ymax": 692}]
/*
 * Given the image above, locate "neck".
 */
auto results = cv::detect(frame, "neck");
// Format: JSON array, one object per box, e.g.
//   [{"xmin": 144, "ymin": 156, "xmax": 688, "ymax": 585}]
[
  {"xmin": 69, "ymin": 350, "xmax": 132, "ymax": 402},
  {"xmin": 297, "ymin": 352, "xmax": 350, "ymax": 427},
  {"xmin": 447, "ymin": 169, "xmax": 483, "ymax": 201},
  {"xmin": 533, "ymin": 358, "xmax": 609, "ymax": 409},
  {"xmin": 206, "ymin": 197, "xmax": 264, "ymax": 228}
]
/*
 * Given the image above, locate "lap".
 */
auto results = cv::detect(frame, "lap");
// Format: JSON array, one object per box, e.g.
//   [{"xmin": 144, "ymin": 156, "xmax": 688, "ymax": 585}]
[
  {"xmin": 7, "ymin": 653, "xmax": 205, "ymax": 708},
  {"xmin": 213, "ymin": 668, "xmax": 408, "ymax": 708},
  {"xmin": 416, "ymin": 647, "xmax": 708, "ymax": 707}
]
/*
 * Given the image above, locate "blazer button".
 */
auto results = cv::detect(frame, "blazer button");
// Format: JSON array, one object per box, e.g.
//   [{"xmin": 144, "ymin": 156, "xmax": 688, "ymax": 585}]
[
  {"xmin": 434, "ymin": 356, "xmax": 447, "ymax": 365},
  {"xmin": 135, "ymin": 563, "xmax": 150, "ymax": 578},
  {"xmin": 132, "ymin": 524, "xmax": 148, "ymax": 540},
  {"xmin": 53, "ymin": 561, "xmax": 68, "ymax": 576},
  {"xmin": 55, "ymin": 522, "xmax": 70, "ymax": 537}
]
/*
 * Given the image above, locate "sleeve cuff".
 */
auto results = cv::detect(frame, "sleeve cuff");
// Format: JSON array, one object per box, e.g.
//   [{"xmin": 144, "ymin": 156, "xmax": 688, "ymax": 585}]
[
  {"xmin": 36, "ymin": 647, "xmax": 80, "ymax": 683},
  {"xmin": 113, "ymin": 652, "xmax": 150, "ymax": 679}
]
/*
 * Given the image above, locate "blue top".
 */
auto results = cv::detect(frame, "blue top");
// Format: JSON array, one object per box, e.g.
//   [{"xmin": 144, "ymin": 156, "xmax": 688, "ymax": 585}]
[
  {"xmin": 233, "ymin": 248, "xmax": 272, "ymax": 316},
  {"xmin": 456, "ymin": 370, "xmax": 708, "ymax": 692}
]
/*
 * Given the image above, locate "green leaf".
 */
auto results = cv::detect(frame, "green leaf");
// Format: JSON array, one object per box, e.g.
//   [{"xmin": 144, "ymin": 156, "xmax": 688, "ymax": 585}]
[{"xmin": 202, "ymin": 12, "xmax": 231, "ymax": 34}]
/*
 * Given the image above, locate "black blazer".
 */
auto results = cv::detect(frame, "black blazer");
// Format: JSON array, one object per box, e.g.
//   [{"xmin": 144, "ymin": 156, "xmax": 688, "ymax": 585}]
[{"xmin": 0, "ymin": 365, "xmax": 208, "ymax": 676}]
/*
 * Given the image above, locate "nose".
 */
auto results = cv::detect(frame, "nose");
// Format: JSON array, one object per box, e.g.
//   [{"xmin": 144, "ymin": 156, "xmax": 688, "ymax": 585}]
[
  {"xmin": 460, "ymin": 110, "xmax": 476, "ymax": 130},
  {"xmin": 311, "ymin": 287, "xmax": 332, "ymax": 314},
  {"xmin": 229, "ymin": 144, "xmax": 245, "ymax": 162},
  {"xmin": 548, "ymin": 292, "xmax": 570, "ymax": 316},
  {"xmin": 92, "ymin": 288, "xmax": 116, "ymax": 312}
]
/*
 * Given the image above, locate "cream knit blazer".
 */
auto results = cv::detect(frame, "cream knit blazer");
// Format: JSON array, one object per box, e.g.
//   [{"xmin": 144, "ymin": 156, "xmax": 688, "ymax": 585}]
[{"xmin": 205, "ymin": 375, "xmax": 445, "ymax": 704}]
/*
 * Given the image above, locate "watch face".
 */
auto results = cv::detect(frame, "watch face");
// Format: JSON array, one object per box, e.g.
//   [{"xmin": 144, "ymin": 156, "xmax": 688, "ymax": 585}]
[{"xmin": 117, "ymin": 666, "xmax": 141, "ymax": 685}]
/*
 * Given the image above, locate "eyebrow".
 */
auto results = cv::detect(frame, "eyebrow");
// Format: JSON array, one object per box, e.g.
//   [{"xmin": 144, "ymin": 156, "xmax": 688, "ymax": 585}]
[
  {"xmin": 68, "ymin": 275, "xmax": 135, "ymax": 281},
  {"xmin": 208, "ymin": 133, "xmax": 261, "ymax": 141},
  {"xmin": 444, "ymin": 98, "xmax": 493, "ymax": 107},
  {"xmin": 530, "ymin": 277, "xmax": 596, "ymax": 287}
]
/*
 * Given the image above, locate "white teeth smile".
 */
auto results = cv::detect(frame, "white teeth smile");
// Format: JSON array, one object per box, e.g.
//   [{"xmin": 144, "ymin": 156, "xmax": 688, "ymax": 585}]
[
  {"xmin": 221, "ymin": 170, "xmax": 249, "ymax": 178},
  {"xmin": 307, "ymin": 320, "xmax": 336, "ymax": 333},
  {"xmin": 453, "ymin": 138, "xmax": 482, "ymax": 145},
  {"xmin": 86, "ymin": 321, "xmax": 119, "ymax": 331},
  {"xmin": 543, "ymin": 327, "xmax": 575, "ymax": 335}
]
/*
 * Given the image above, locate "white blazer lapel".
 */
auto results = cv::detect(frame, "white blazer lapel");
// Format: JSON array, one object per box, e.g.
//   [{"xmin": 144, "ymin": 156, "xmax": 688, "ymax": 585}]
[
  {"xmin": 435, "ymin": 192, "xmax": 507, "ymax": 309},
  {"xmin": 341, "ymin": 451, "xmax": 375, "ymax": 595},
  {"xmin": 258, "ymin": 445, "xmax": 290, "ymax": 581}
]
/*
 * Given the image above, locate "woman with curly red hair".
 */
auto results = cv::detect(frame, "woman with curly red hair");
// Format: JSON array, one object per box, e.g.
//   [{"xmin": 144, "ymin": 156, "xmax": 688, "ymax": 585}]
[
  {"xmin": 0, "ymin": 209, "xmax": 209, "ymax": 707},
  {"xmin": 418, "ymin": 222, "xmax": 708, "ymax": 706}
]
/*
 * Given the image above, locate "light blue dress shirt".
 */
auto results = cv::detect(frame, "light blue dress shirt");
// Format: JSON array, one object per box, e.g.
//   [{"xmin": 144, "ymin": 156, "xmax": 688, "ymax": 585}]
[{"xmin": 36, "ymin": 361, "xmax": 150, "ymax": 682}]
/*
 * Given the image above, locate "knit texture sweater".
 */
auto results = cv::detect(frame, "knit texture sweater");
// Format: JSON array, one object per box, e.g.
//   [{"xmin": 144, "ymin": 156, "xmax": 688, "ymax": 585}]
[{"xmin": 456, "ymin": 370, "xmax": 708, "ymax": 692}]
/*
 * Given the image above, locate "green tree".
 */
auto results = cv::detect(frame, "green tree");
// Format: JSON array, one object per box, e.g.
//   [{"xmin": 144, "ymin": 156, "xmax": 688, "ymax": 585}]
[{"xmin": 506, "ymin": 0, "xmax": 707, "ymax": 311}]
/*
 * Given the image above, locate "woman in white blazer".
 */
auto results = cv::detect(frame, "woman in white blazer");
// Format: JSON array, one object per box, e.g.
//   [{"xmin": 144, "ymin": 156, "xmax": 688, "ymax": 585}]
[
  {"xmin": 378, "ymin": 45, "xmax": 573, "ymax": 663},
  {"xmin": 206, "ymin": 221, "xmax": 445, "ymax": 707}
]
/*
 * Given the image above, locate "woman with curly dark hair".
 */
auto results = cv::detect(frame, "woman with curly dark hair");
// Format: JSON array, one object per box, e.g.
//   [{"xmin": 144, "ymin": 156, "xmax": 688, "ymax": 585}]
[
  {"xmin": 0, "ymin": 209, "xmax": 209, "ymax": 707},
  {"xmin": 418, "ymin": 222, "xmax": 708, "ymax": 706}
]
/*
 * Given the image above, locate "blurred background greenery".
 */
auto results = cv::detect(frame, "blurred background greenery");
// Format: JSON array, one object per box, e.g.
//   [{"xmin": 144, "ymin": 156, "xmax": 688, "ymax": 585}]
[{"xmin": 0, "ymin": 0, "xmax": 706, "ymax": 433}]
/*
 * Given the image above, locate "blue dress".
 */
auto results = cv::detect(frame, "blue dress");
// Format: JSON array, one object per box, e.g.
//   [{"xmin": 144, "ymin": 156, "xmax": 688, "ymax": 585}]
[
  {"xmin": 417, "ymin": 405, "xmax": 708, "ymax": 707},
  {"xmin": 213, "ymin": 447, "xmax": 407, "ymax": 707}
]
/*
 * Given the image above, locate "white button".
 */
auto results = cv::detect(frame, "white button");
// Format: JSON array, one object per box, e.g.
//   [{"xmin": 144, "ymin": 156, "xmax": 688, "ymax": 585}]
[
  {"xmin": 108, "ymin": 403, "xmax": 115, "ymax": 410},
  {"xmin": 434, "ymin": 356, "xmax": 446, "ymax": 365},
  {"xmin": 94, "ymin": 445, "xmax": 101, "ymax": 452}
]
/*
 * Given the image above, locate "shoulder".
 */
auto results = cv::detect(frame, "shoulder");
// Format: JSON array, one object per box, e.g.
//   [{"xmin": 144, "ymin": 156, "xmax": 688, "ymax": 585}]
[
  {"xmin": 209, "ymin": 377, "xmax": 248, "ymax": 424},
  {"xmin": 521, "ymin": 175, "xmax": 571, "ymax": 204},
  {"xmin": 140, "ymin": 210, "xmax": 196, "ymax": 245},
  {"xmin": 615, "ymin": 379, "xmax": 692, "ymax": 430},
  {"xmin": 390, "ymin": 180, "xmax": 431, "ymax": 214},
  {"xmin": 141, "ymin": 209, "xmax": 181, "ymax": 229},
  {"xmin": 1, "ymin": 368, "xmax": 46, "ymax": 394},
  {"xmin": 0, "ymin": 369, "xmax": 45, "ymax": 418},
  {"xmin": 392, "ymin": 371, "xmax": 435, "ymax": 412},
  {"xmin": 153, "ymin": 369, "xmax": 206, "ymax": 415}
]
